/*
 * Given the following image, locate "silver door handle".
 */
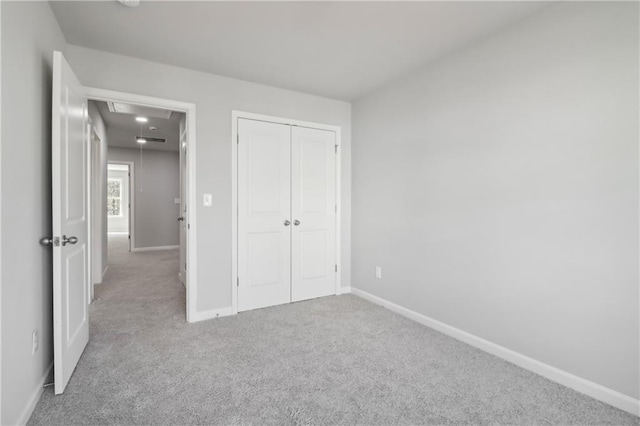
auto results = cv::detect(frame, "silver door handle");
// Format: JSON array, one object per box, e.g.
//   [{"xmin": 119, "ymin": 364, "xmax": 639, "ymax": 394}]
[
  {"xmin": 284, "ymin": 220, "xmax": 291, "ymax": 226},
  {"xmin": 293, "ymin": 220, "xmax": 301, "ymax": 226},
  {"xmin": 40, "ymin": 237, "xmax": 55, "ymax": 246},
  {"xmin": 62, "ymin": 235, "xmax": 78, "ymax": 246},
  {"xmin": 177, "ymin": 217, "xmax": 184, "ymax": 222}
]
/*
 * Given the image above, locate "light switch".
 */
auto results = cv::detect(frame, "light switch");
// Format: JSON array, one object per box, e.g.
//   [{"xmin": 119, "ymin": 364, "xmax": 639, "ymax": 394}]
[
  {"xmin": 203, "ymin": 194, "xmax": 212, "ymax": 207},
  {"xmin": 174, "ymin": 198, "xmax": 180, "ymax": 204},
  {"xmin": 375, "ymin": 266, "xmax": 382, "ymax": 279}
]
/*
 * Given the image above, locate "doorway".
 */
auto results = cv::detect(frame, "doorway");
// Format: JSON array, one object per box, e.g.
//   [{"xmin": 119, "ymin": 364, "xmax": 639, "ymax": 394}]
[
  {"xmin": 85, "ymin": 90, "xmax": 198, "ymax": 323},
  {"xmin": 107, "ymin": 163, "xmax": 132, "ymax": 253}
]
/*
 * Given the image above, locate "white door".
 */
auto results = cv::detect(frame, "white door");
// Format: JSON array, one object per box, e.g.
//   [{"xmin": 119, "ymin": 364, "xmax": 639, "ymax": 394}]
[
  {"xmin": 237, "ymin": 119, "xmax": 291, "ymax": 312},
  {"xmin": 179, "ymin": 132, "xmax": 187, "ymax": 284},
  {"xmin": 52, "ymin": 51, "xmax": 89, "ymax": 395},
  {"xmin": 291, "ymin": 127, "xmax": 337, "ymax": 302}
]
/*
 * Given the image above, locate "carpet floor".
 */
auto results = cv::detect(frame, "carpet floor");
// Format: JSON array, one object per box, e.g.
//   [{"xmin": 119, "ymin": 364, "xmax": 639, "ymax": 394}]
[{"xmin": 28, "ymin": 239, "xmax": 637, "ymax": 425}]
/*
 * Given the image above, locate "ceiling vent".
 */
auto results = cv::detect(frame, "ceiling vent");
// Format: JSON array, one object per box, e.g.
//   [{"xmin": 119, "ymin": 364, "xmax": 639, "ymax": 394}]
[
  {"xmin": 136, "ymin": 136, "xmax": 166, "ymax": 143},
  {"xmin": 107, "ymin": 102, "xmax": 173, "ymax": 119}
]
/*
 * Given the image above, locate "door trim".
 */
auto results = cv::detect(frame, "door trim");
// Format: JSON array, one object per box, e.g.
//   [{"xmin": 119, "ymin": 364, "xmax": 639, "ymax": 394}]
[
  {"xmin": 85, "ymin": 87, "xmax": 198, "ymax": 323},
  {"xmin": 231, "ymin": 111, "xmax": 342, "ymax": 315}
]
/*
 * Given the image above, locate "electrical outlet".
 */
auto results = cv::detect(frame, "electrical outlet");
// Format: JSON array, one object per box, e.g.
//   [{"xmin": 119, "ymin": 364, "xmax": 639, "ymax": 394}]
[
  {"xmin": 32, "ymin": 330, "xmax": 39, "ymax": 355},
  {"xmin": 375, "ymin": 266, "xmax": 382, "ymax": 279}
]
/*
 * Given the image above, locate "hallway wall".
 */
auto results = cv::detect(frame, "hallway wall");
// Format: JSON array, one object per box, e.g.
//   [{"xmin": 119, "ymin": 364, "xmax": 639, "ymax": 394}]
[
  {"xmin": 108, "ymin": 147, "xmax": 180, "ymax": 249},
  {"xmin": 0, "ymin": 2, "xmax": 67, "ymax": 424},
  {"xmin": 88, "ymin": 101, "xmax": 109, "ymax": 283}
]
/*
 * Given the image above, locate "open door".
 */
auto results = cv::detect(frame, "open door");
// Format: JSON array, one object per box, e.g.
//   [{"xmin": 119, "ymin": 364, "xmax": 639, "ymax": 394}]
[{"xmin": 51, "ymin": 51, "xmax": 89, "ymax": 394}]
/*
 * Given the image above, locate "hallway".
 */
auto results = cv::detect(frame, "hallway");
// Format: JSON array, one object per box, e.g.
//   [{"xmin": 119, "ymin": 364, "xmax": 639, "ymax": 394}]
[{"xmin": 29, "ymin": 241, "xmax": 187, "ymax": 424}]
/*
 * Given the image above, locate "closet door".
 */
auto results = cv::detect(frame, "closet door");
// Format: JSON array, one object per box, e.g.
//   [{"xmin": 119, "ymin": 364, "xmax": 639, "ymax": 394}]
[
  {"xmin": 237, "ymin": 119, "xmax": 291, "ymax": 312},
  {"xmin": 291, "ymin": 126, "xmax": 337, "ymax": 302}
]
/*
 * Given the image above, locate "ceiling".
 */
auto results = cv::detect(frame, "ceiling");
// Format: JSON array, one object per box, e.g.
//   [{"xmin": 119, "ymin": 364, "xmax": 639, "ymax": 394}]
[
  {"xmin": 50, "ymin": 1, "xmax": 549, "ymax": 101},
  {"xmin": 91, "ymin": 100, "xmax": 183, "ymax": 152}
]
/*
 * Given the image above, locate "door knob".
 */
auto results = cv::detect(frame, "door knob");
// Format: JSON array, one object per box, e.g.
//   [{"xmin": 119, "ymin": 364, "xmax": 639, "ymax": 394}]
[
  {"xmin": 62, "ymin": 235, "xmax": 78, "ymax": 246},
  {"xmin": 177, "ymin": 217, "xmax": 185, "ymax": 222},
  {"xmin": 293, "ymin": 220, "xmax": 301, "ymax": 226},
  {"xmin": 40, "ymin": 237, "xmax": 59, "ymax": 246},
  {"xmin": 284, "ymin": 220, "xmax": 291, "ymax": 226}
]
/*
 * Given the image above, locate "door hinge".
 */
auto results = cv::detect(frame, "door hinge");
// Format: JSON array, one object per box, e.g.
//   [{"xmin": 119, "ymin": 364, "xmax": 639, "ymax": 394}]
[
  {"xmin": 335, "ymin": 205, "xmax": 337, "ymax": 213},
  {"xmin": 237, "ymin": 277, "xmax": 239, "ymax": 287},
  {"xmin": 188, "ymin": 224, "xmax": 190, "ymax": 230},
  {"xmin": 335, "ymin": 145, "xmax": 338, "ymax": 153},
  {"xmin": 335, "ymin": 264, "xmax": 338, "ymax": 273},
  {"xmin": 237, "ymin": 134, "xmax": 239, "ymax": 144},
  {"xmin": 128, "ymin": 235, "xmax": 131, "ymax": 240}
]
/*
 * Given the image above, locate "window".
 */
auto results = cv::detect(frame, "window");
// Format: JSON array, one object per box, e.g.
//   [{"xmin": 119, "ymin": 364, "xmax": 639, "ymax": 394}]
[{"xmin": 107, "ymin": 178, "xmax": 123, "ymax": 217}]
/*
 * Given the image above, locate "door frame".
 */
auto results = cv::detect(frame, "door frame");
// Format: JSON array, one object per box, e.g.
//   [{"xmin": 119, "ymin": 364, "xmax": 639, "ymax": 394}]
[
  {"xmin": 231, "ymin": 110, "xmax": 342, "ymax": 315},
  {"xmin": 87, "ymin": 119, "xmax": 102, "ymax": 302},
  {"xmin": 107, "ymin": 161, "xmax": 135, "ymax": 251},
  {"xmin": 86, "ymin": 87, "xmax": 198, "ymax": 323}
]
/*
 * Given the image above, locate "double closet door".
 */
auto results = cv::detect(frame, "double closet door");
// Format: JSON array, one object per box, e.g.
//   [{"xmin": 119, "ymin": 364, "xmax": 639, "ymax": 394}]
[{"xmin": 237, "ymin": 118, "xmax": 337, "ymax": 312}]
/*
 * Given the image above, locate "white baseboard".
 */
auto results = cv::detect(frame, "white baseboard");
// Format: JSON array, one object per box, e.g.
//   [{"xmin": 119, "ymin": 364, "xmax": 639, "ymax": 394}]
[
  {"xmin": 188, "ymin": 306, "xmax": 234, "ymax": 323},
  {"xmin": 131, "ymin": 245, "xmax": 179, "ymax": 252},
  {"xmin": 337, "ymin": 286, "xmax": 351, "ymax": 295},
  {"xmin": 15, "ymin": 363, "xmax": 52, "ymax": 425},
  {"xmin": 351, "ymin": 287, "xmax": 639, "ymax": 416}
]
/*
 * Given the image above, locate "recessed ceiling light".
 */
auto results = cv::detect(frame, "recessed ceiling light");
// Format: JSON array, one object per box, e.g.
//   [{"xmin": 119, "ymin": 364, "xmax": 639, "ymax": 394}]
[
  {"xmin": 136, "ymin": 138, "xmax": 147, "ymax": 144},
  {"xmin": 136, "ymin": 117, "xmax": 148, "ymax": 123},
  {"xmin": 149, "ymin": 126, "xmax": 158, "ymax": 131}
]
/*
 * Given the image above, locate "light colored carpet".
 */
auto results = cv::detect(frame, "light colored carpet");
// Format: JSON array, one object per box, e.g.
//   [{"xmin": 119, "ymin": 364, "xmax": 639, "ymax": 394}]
[
  {"xmin": 108, "ymin": 233, "xmax": 130, "ymax": 256},
  {"xmin": 28, "ymin": 247, "xmax": 637, "ymax": 425}
]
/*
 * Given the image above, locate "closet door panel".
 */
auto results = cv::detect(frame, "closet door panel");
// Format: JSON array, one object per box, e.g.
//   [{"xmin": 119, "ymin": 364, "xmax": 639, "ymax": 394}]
[
  {"xmin": 237, "ymin": 118, "xmax": 291, "ymax": 312},
  {"xmin": 291, "ymin": 126, "xmax": 337, "ymax": 302}
]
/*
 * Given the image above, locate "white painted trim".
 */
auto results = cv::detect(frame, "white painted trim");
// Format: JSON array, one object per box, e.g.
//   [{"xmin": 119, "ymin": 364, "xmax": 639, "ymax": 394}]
[
  {"xmin": 86, "ymin": 87, "xmax": 198, "ymax": 324},
  {"xmin": 231, "ymin": 115, "xmax": 238, "ymax": 315},
  {"xmin": 334, "ymin": 128, "xmax": 342, "ymax": 296},
  {"xmin": 337, "ymin": 286, "xmax": 351, "ymax": 295},
  {"xmin": 351, "ymin": 287, "xmax": 640, "ymax": 416},
  {"xmin": 231, "ymin": 110, "xmax": 342, "ymax": 315},
  {"xmin": 107, "ymin": 161, "xmax": 134, "ymax": 251},
  {"xmin": 89, "ymin": 124, "xmax": 104, "ymax": 287},
  {"xmin": 86, "ymin": 118, "xmax": 93, "ymax": 304},
  {"xmin": 15, "ymin": 363, "xmax": 52, "ymax": 426},
  {"xmin": 189, "ymin": 306, "xmax": 235, "ymax": 323},
  {"xmin": 0, "ymin": 3, "xmax": 3, "ymax": 420},
  {"xmin": 131, "ymin": 245, "xmax": 179, "ymax": 252}
]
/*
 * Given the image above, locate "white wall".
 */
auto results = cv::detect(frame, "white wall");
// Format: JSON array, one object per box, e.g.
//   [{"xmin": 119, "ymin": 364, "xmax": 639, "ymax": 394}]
[
  {"xmin": 67, "ymin": 45, "xmax": 352, "ymax": 313},
  {"xmin": 108, "ymin": 147, "xmax": 179, "ymax": 249},
  {"xmin": 0, "ymin": 2, "xmax": 67, "ymax": 424},
  {"xmin": 87, "ymin": 101, "xmax": 108, "ymax": 283},
  {"xmin": 352, "ymin": 1, "xmax": 638, "ymax": 400}
]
